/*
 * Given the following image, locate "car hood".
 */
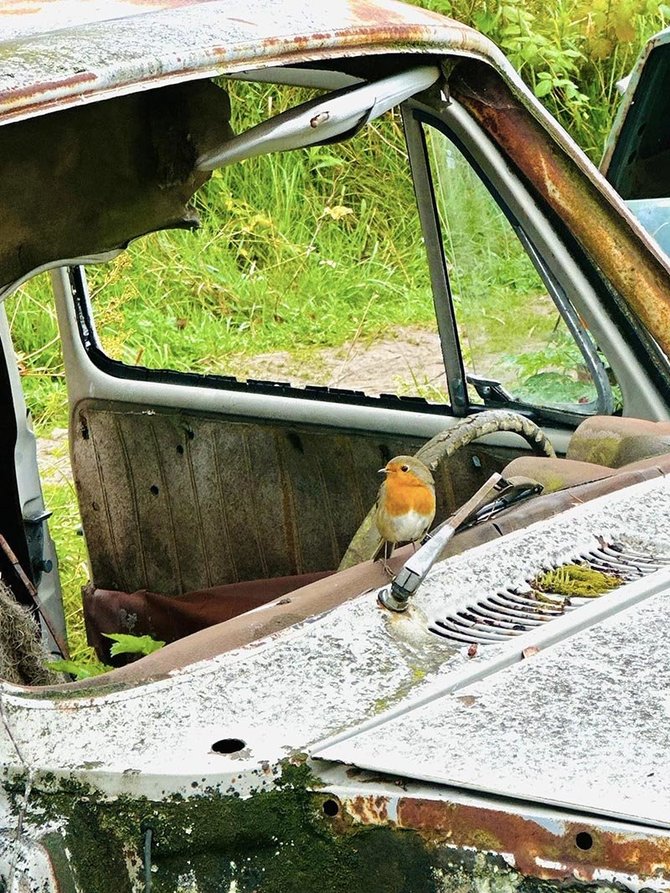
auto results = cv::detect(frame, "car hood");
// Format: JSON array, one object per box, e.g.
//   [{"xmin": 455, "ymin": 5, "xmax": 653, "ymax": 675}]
[{"xmin": 4, "ymin": 471, "xmax": 670, "ymax": 829}]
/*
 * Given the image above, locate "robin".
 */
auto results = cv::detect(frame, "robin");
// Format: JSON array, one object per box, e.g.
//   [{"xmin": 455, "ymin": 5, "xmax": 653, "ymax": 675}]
[{"xmin": 374, "ymin": 455, "xmax": 436, "ymax": 574}]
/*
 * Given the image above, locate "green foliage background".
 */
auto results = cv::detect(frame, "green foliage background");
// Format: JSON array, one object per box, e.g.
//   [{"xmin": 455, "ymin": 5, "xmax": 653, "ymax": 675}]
[{"xmin": 416, "ymin": 0, "xmax": 669, "ymax": 159}]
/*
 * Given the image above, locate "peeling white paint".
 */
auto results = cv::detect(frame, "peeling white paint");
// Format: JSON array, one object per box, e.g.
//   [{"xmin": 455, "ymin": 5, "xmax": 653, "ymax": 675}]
[
  {"xmin": 1, "ymin": 475, "xmax": 670, "ymax": 886},
  {"xmin": 0, "ymin": 476, "xmax": 666, "ymax": 805}
]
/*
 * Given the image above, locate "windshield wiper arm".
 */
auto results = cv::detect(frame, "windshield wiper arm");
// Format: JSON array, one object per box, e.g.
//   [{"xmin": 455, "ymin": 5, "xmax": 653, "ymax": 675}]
[{"xmin": 378, "ymin": 473, "xmax": 535, "ymax": 612}]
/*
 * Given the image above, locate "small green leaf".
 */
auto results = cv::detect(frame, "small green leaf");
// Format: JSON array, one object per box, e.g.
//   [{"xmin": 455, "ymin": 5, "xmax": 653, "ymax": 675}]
[
  {"xmin": 103, "ymin": 633, "xmax": 166, "ymax": 657},
  {"xmin": 534, "ymin": 80, "xmax": 554, "ymax": 98},
  {"xmin": 47, "ymin": 659, "xmax": 109, "ymax": 680}
]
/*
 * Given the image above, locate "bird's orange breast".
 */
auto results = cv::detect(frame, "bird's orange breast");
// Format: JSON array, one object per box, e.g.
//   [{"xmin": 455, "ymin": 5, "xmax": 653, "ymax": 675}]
[{"xmin": 384, "ymin": 473, "xmax": 435, "ymax": 517}]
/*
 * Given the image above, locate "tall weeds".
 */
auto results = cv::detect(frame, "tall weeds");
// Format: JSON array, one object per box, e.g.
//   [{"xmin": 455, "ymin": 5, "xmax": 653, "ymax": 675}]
[{"xmin": 419, "ymin": 0, "xmax": 668, "ymax": 159}]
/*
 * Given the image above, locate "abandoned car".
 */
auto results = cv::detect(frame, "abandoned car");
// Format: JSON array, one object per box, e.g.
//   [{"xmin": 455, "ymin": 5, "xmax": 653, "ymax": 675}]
[{"xmin": 1, "ymin": 1, "xmax": 670, "ymax": 891}]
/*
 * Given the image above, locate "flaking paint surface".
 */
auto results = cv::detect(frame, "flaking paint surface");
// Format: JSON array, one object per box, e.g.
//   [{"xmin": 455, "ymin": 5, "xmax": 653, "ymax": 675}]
[
  {"xmin": 0, "ymin": 0, "xmax": 499, "ymax": 125},
  {"xmin": 0, "ymin": 476, "xmax": 670, "ymax": 817},
  {"xmin": 319, "ymin": 586, "xmax": 670, "ymax": 827},
  {"xmin": 316, "ymin": 478, "xmax": 670, "ymax": 827}
]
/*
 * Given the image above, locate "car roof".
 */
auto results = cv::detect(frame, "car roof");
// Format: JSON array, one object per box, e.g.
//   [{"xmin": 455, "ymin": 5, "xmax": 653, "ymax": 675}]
[{"xmin": 0, "ymin": 0, "xmax": 506, "ymax": 126}]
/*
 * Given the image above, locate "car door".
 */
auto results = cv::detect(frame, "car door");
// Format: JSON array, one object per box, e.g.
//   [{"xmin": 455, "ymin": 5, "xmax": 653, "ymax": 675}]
[{"xmin": 602, "ymin": 26, "xmax": 670, "ymax": 255}]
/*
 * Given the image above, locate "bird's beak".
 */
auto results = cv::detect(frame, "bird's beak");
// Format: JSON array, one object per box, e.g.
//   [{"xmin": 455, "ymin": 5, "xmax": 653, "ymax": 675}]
[{"xmin": 378, "ymin": 467, "xmax": 388, "ymax": 475}]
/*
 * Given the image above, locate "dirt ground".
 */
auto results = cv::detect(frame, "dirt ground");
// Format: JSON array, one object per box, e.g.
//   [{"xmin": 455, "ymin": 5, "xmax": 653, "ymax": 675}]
[
  {"xmin": 231, "ymin": 326, "xmax": 448, "ymax": 395},
  {"xmin": 36, "ymin": 426, "xmax": 71, "ymax": 484}
]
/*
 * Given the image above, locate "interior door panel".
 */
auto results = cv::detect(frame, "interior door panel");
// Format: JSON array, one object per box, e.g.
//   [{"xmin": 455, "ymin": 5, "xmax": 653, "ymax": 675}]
[{"xmin": 72, "ymin": 399, "xmax": 510, "ymax": 595}]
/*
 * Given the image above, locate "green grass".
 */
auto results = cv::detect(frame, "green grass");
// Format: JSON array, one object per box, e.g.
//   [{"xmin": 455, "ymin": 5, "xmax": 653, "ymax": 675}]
[
  {"xmin": 85, "ymin": 116, "xmax": 435, "ymax": 375},
  {"xmin": 41, "ymin": 483, "xmax": 95, "ymax": 663},
  {"xmin": 6, "ymin": 0, "xmax": 667, "ymax": 662}
]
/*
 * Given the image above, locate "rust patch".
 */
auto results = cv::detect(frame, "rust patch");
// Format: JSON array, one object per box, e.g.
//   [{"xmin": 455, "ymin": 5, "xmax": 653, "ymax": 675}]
[
  {"xmin": 346, "ymin": 794, "xmax": 391, "ymax": 825},
  {"xmin": 1, "ymin": 71, "xmax": 96, "ymax": 103},
  {"xmin": 0, "ymin": 4, "xmax": 476, "ymax": 128},
  {"xmin": 455, "ymin": 694, "xmax": 477, "ymax": 706},
  {"xmin": 449, "ymin": 59, "xmax": 670, "ymax": 360},
  {"xmin": 394, "ymin": 799, "xmax": 670, "ymax": 882}
]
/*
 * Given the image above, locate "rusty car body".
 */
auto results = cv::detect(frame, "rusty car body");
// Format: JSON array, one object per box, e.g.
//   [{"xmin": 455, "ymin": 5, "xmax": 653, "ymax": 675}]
[{"xmin": 1, "ymin": 2, "xmax": 670, "ymax": 891}]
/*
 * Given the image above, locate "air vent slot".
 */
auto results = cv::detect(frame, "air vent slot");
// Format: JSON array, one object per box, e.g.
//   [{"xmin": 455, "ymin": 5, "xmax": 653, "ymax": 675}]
[{"xmin": 428, "ymin": 539, "xmax": 670, "ymax": 646}]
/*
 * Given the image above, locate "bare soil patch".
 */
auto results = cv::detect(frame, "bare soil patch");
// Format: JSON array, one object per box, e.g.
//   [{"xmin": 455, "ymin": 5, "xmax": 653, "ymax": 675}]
[{"xmin": 232, "ymin": 326, "xmax": 448, "ymax": 396}]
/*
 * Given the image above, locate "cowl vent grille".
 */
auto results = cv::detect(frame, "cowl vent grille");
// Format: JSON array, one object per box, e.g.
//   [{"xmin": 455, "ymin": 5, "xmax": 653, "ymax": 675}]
[{"xmin": 428, "ymin": 539, "xmax": 670, "ymax": 646}]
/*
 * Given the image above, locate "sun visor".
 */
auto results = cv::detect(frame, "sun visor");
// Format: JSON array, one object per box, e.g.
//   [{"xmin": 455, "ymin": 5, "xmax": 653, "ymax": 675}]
[{"xmin": 0, "ymin": 80, "xmax": 233, "ymax": 295}]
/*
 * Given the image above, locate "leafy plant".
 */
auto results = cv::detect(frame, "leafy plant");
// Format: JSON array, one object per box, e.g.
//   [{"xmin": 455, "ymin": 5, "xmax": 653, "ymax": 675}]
[
  {"xmin": 415, "ymin": 0, "xmax": 669, "ymax": 158},
  {"xmin": 503, "ymin": 329, "xmax": 596, "ymax": 405},
  {"xmin": 103, "ymin": 633, "xmax": 166, "ymax": 658},
  {"xmin": 47, "ymin": 658, "xmax": 109, "ymax": 680},
  {"xmin": 47, "ymin": 633, "xmax": 165, "ymax": 680}
]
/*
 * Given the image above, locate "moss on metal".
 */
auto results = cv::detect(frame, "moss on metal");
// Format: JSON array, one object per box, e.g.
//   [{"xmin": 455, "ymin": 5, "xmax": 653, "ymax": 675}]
[
  {"xmin": 7, "ymin": 762, "xmax": 436, "ymax": 893},
  {"xmin": 533, "ymin": 564, "xmax": 622, "ymax": 598},
  {"xmin": 3, "ymin": 761, "xmax": 646, "ymax": 893},
  {"xmin": 432, "ymin": 849, "xmax": 630, "ymax": 893}
]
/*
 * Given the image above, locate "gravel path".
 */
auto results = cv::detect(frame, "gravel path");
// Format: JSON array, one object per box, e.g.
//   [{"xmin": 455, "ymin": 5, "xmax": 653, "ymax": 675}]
[{"xmin": 36, "ymin": 427, "xmax": 72, "ymax": 485}]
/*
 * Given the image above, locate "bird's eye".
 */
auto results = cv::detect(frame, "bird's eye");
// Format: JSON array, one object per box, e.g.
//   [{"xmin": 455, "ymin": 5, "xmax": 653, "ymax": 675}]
[{"xmin": 401, "ymin": 464, "xmax": 409, "ymax": 472}]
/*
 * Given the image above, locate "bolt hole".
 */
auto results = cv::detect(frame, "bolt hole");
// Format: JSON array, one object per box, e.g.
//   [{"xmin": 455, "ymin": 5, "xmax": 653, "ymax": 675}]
[
  {"xmin": 186, "ymin": 428, "xmax": 195, "ymax": 440},
  {"xmin": 322, "ymin": 799, "xmax": 339, "ymax": 817},
  {"xmin": 150, "ymin": 485, "xmax": 159, "ymax": 496},
  {"xmin": 176, "ymin": 444, "xmax": 184, "ymax": 455},
  {"xmin": 575, "ymin": 831, "xmax": 593, "ymax": 850},
  {"xmin": 212, "ymin": 738, "xmax": 246, "ymax": 754}
]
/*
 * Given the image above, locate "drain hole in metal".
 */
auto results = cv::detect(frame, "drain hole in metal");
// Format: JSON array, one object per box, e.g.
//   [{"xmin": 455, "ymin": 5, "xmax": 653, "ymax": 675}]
[
  {"xmin": 212, "ymin": 738, "xmax": 246, "ymax": 754},
  {"xmin": 575, "ymin": 831, "xmax": 593, "ymax": 850},
  {"xmin": 429, "ymin": 538, "xmax": 670, "ymax": 646},
  {"xmin": 322, "ymin": 799, "xmax": 340, "ymax": 817}
]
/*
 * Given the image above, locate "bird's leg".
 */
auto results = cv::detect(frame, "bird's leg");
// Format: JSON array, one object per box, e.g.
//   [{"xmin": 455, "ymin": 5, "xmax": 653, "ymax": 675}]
[{"xmin": 381, "ymin": 541, "xmax": 395, "ymax": 578}]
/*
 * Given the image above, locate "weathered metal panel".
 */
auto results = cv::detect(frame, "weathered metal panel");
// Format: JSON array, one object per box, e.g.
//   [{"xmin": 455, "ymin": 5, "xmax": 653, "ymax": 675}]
[
  {"xmin": 2, "ymin": 471, "xmax": 670, "ymax": 889},
  {"xmin": 0, "ymin": 79, "xmax": 232, "ymax": 291},
  {"xmin": 0, "ymin": 0, "xmax": 499, "ymax": 126},
  {"xmin": 0, "ymin": 476, "xmax": 667, "ymax": 802},
  {"xmin": 72, "ymin": 400, "xmax": 421, "ymax": 593},
  {"xmin": 327, "ymin": 777, "xmax": 670, "ymax": 888},
  {"xmin": 315, "ymin": 582, "xmax": 670, "ymax": 827}
]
